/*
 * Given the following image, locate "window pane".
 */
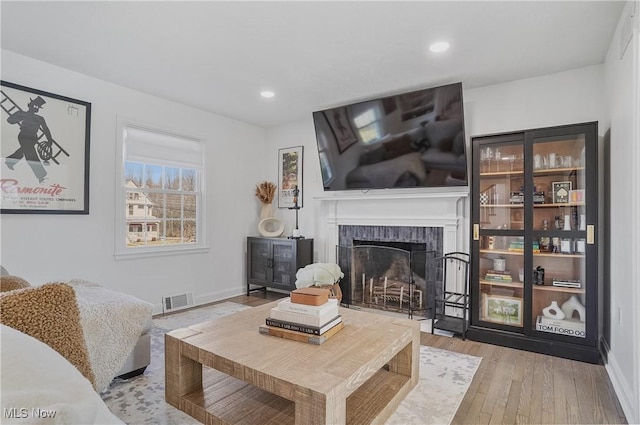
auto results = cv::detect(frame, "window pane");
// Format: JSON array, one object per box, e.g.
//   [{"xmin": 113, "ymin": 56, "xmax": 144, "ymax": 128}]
[
  {"xmin": 125, "ymin": 162, "xmax": 144, "ymax": 186},
  {"xmin": 184, "ymin": 220, "xmax": 196, "ymax": 243},
  {"xmin": 166, "ymin": 220, "xmax": 182, "ymax": 241},
  {"xmin": 319, "ymin": 151, "xmax": 333, "ymax": 185},
  {"xmin": 165, "ymin": 167, "xmax": 180, "ymax": 190},
  {"xmin": 182, "ymin": 168, "xmax": 197, "ymax": 191},
  {"xmin": 184, "ymin": 195, "xmax": 196, "ymax": 219},
  {"xmin": 145, "ymin": 164, "xmax": 163, "ymax": 189},
  {"xmin": 166, "ymin": 194, "xmax": 181, "ymax": 219},
  {"xmin": 358, "ymin": 122, "xmax": 380, "ymax": 144}
]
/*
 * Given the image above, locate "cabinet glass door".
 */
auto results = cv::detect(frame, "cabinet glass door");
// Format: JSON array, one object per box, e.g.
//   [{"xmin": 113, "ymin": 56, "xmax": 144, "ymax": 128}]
[
  {"xmin": 272, "ymin": 241, "xmax": 294, "ymax": 286},
  {"xmin": 530, "ymin": 132, "xmax": 587, "ymax": 339},
  {"xmin": 249, "ymin": 239, "xmax": 271, "ymax": 282},
  {"xmin": 477, "ymin": 140, "xmax": 525, "ymax": 330}
]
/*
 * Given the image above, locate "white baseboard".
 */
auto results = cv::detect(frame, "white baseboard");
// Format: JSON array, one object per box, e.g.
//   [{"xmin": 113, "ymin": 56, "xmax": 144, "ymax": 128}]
[{"xmin": 603, "ymin": 343, "xmax": 638, "ymax": 424}]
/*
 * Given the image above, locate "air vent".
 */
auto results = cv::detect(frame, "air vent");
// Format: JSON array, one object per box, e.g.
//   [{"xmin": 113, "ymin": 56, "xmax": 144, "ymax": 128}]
[{"xmin": 163, "ymin": 292, "xmax": 194, "ymax": 313}]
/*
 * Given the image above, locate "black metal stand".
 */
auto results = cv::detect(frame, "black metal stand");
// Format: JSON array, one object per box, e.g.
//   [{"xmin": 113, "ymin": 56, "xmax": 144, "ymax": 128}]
[{"xmin": 287, "ymin": 185, "xmax": 304, "ymax": 239}]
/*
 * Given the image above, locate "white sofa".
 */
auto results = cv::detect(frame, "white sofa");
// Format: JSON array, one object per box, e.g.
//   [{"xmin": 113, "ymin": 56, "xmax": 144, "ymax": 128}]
[{"xmin": 1, "ymin": 324, "xmax": 124, "ymax": 424}]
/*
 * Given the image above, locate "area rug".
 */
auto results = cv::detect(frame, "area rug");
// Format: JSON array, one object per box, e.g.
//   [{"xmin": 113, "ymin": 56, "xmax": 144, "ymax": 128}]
[{"xmin": 101, "ymin": 302, "xmax": 481, "ymax": 425}]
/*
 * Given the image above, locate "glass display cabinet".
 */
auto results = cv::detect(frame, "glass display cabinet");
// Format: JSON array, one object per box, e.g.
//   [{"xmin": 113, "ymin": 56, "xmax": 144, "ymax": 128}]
[{"xmin": 468, "ymin": 122, "xmax": 602, "ymax": 363}]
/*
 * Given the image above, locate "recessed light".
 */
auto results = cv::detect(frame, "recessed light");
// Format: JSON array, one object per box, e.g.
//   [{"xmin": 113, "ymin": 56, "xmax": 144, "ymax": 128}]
[
  {"xmin": 260, "ymin": 90, "xmax": 275, "ymax": 98},
  {"xmin": 429, "ymin": 41, "xmax": 450, "ymax": 53}
]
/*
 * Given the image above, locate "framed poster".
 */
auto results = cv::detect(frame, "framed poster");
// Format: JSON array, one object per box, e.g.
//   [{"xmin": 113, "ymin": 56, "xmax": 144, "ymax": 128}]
[
  {"xmin": 483, "ymin": 294, "xmax": 523, "ymax": 327},
  {"xmin": 278, "ymin": 146, "xmax": 303, "ymax": 208},
  {"xmin": 1, "ymin": 81, "xmax": 91, "ymax": 214},
  {"xmin": 323, "ymin": 108, "xmax": 357, "ymax": 154}
]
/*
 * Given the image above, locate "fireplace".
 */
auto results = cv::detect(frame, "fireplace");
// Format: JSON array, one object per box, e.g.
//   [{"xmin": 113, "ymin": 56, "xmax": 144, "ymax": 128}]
[{"xmin": 336, "ymin": 225, "xmax": 442, "ymax": 317}]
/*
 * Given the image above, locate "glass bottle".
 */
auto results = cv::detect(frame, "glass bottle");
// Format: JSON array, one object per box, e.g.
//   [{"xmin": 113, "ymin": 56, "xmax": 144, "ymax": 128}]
[
  {"xmin": 540, "ymin": 219, "xmax": 551, "ymax": 252},
  {"xmin": 560, "ymin": 237, "xmax": 573, "ymax": 254}
]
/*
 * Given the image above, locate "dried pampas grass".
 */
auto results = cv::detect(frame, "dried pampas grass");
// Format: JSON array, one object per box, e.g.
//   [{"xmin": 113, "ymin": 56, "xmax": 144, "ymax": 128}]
[{"xmin": 255, "ymin": 181, "xmax": 276, "ymax": 204}]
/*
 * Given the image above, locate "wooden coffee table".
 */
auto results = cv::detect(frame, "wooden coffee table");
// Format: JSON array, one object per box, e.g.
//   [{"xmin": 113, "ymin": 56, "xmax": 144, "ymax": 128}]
[{"xmin": 165, "ymin": 301, "xmax": 419, "ymax": 424}]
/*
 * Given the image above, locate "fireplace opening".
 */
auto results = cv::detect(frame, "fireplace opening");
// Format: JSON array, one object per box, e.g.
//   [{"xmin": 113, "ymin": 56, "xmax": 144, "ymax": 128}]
[{"xmin": 337, "ymin": 241, "xmax": 435, "ymax": 317}]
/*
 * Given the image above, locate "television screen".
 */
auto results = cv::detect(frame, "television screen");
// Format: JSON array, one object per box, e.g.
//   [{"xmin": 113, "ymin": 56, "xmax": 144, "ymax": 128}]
[{"xmin": 312, "ymin": 82, "xmax": 467, "ymax": 191}]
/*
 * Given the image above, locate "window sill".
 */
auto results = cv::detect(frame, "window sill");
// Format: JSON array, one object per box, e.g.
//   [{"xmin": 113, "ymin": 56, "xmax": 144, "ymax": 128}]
[{"xmin": 114, "ymin": 244, "xmax": 210, "ymax": 260}]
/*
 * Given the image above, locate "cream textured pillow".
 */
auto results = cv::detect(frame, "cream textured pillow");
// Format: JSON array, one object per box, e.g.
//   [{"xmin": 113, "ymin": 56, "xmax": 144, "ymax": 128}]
[
  {"xmin": 0, "ymin": 283, "xmax": 96, "ymax": 387},
  {"xmin": 0, "ymin": 275, "xmax": 31, "ymax": 292}
]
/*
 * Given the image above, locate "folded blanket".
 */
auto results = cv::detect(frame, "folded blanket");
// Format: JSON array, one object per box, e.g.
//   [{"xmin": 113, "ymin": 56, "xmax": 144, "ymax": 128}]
[
  {"xmin": 0, "ymin": 279, "xmax": 153, "ymax": 393},
  {"xmin": 295, "ymin": 263, "xmax": 344, "ymax": 289},
  {"xmin": 68, "ymin": 279, "xmax": 153, "ymax": 393}
]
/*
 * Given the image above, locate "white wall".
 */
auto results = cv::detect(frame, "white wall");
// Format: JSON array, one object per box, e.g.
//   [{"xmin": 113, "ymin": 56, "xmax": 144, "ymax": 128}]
[
  {"xmin": 603, "ymin": 2, "xmax": 640, "ymax": 423},
  {"xmin": 0, "ymin": 50, "xmax": 266, "ymax": 312}
]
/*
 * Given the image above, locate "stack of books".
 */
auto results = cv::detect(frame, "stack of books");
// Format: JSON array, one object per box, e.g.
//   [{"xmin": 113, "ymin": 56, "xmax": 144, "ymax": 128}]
[
  {"xmin": 259, "ymin": 287, "xmax": 344, "ymax": 345},
  {"xmin": 484, "ymin": 269, "xmax": 513, "ymax": 283}
]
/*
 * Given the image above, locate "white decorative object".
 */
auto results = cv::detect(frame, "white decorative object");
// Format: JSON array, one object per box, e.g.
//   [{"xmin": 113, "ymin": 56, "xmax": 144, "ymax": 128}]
[
  {"xmin": 258, "ymin": 217, "xmax": 284, "ymax": 238},
  {"xmin": 260, "ymin": 203, "xmax": 274, "ymax": 220},
  {"xmin": 493, "ymin": 257, "xmax": 506, "ymax": 272},
  {"xmin": 579, "ymin": 214, "xmax": 586, "ymax": 231},
  {"xmin": 563, "ymin": 214, "xmax": 571, "ymax": 231},
  {"xmin": 561, "ymin": 295, "xmax": 586, "ymax": 322},
  {"xmin": 542, "ymin": 301, "xmax": 565, "ymax": 320}
]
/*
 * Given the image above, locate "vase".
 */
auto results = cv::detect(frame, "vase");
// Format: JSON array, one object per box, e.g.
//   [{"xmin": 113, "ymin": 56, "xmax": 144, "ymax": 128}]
[
  {"xmin": 561, "ymin": 295, "xmax": 586, "ymax": 322},
  {"xmin": 260, "ymin": 203, "xmax": 274, "ymax": 220},
  {"xmin": 542, "ymin": 301, "xmax": 565, "ymax": 320}
]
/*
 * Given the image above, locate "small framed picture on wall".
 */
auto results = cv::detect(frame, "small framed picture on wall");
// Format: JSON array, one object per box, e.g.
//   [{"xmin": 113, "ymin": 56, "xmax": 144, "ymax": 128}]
[{"xmin": 278, "ymin": 146, "xmax": 303, "ymax": 208}]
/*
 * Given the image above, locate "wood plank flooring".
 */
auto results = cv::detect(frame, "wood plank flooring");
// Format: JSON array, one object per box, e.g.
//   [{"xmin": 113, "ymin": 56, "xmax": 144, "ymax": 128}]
[{"xmin": 222, "ymin": 291, "xmax": 628, "ymax": 425}]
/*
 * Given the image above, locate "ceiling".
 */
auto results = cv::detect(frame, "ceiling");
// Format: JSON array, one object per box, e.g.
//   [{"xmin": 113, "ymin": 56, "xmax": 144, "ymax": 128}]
[{"xmin": 1, "ymin": 1, "xmax": 624, "ymax": 128}]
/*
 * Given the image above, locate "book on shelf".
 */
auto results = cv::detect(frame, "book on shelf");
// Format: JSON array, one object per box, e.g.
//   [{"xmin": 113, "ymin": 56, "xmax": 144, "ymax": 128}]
[
  {"xmin": 484, "ymin": 273, "xmax": 513, "ymax": 283},
  {"xmin": 290, "ymin": 287, "xmax": 331, "ymax": 306},
  {"xmin": 259, "ymin": 321, "xmax": 345, "ymax": 345},
  {"xmin": 277, "ymin": 297, "xmax": 339, "ymax": 316},
  {"xmin": 269, "ymin": 304, "xmax": 339, "ymax": 328},
  {"xmin": 535, "ymin": 315, "xmax": 585, "ymax": 338},
  {"xmin": 486, "ymin": 269, "xmax": 511, "ymax": 275},
  {"xmin": 265, "ymin": 315, "xmax": 342, "ymax": 335}
]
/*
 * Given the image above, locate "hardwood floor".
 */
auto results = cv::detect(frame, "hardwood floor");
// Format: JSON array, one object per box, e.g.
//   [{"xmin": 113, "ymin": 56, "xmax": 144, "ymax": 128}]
[{"xmin": 226, "ymin": 291, "xmax": 628, "ymax": 425}]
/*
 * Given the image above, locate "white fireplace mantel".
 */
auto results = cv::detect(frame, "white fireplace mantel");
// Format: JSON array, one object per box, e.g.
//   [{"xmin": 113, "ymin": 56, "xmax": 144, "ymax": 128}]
[{"xmin": 314, "ymin": 189, "xmax": 469, "ymax": 262}]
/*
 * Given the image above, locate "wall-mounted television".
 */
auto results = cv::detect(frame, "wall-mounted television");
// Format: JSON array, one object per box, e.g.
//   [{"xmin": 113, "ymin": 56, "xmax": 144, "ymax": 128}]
[{"xmin": 312, "ymin": 82, "xmax": 467, "ymax": 191}]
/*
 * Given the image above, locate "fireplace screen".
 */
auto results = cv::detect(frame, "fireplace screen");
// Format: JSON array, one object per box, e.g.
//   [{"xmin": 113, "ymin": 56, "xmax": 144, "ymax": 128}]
[{"xmin": 337, "ymin": 244, "xmax": 435, "ymax": 317}]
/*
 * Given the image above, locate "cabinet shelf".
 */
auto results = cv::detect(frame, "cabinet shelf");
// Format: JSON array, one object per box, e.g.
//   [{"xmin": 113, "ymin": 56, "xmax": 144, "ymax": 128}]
[
  {"xmin": 480, "ymin": 249, "xmax": 523, "ymax": 256},
  {"xmin": 533, "ymin": 202, "xmax": 585, "ymax": 208},
  {"xmin": 533, "ymin": 252, "xmax": 584, "ymax": 259},
  {"xmin": 533, "ymin": 285, "xmax": 584, "ymax": 294},
  {"xmin": 480, "ymin": 202, "xmax": 585, "ymax": 208},
  {"xmin": 533, "ymin": 166, "xmax": 585, "ymax": 175},
  {"xmin": 480, "ymin": 170, "xmax": 524, "ymax": 177}
]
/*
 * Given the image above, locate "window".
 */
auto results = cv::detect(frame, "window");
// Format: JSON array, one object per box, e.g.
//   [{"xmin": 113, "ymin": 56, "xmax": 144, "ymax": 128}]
[
  {"xmin": 316, "ymin": 131, "xmax": 334, "ymax": 187},
  {"xmin": 353, "ymin": 108, "xmax": 382, "ymax": 144},
  {"xmin": 115, "ymin": 119, "xmax": 206, "ymax": 258}
]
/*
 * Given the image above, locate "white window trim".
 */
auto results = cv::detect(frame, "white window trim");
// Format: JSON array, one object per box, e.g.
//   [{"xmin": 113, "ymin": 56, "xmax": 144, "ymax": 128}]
[{"xmin": 114, "ymin": 116, "xmax": 208, "ymax": 260}]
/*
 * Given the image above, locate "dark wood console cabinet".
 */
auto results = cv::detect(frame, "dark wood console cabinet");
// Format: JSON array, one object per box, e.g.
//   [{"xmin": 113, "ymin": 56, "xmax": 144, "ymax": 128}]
[{"xmin": 246, "ymin": 237, "xmax": 314, "ymax": 295}]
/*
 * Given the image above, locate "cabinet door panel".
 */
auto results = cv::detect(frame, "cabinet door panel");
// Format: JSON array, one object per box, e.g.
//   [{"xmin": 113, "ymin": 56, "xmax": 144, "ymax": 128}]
[
  {"xmin": 272, "ymin": 241, "xmax": 295, "ymax": 287},
  {"xmin": 530, "ymin": 131, "xmax": 589, "ymax": 342}
]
